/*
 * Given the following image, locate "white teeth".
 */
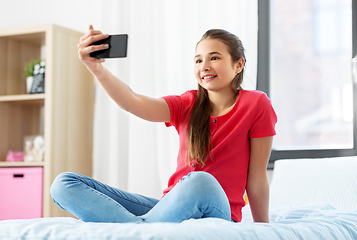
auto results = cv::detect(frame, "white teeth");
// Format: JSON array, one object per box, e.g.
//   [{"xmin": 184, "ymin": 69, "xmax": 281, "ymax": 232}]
[{"xmin": 203, "ymin": 75, "xmax": 215, "ymax": 79}]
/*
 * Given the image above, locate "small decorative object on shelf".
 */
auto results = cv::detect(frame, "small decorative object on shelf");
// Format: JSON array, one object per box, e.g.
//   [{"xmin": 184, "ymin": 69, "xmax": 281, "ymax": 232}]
[
  {"xmin": 24, "ymin": 135, "xmax": 45, "ymax": 162},
  {"xmin": 5, "ymin": 150, "xmax": 24, "ymax": 162},
  {"xmin": 24, "ymin": 59, "xmax": 45, "ymax": 94}
]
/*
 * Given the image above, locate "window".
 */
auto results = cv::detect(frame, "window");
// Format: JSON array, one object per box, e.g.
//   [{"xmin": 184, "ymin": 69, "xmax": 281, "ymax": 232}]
[{"xmin": 258, "ymin": 0, "xmax": 357, "ymax": 168}]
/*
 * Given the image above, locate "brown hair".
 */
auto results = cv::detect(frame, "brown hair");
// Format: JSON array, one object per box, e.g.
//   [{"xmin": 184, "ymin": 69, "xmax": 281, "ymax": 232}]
[{"xmin": 187, "ymin": 29, "xmax": 246, "ymax": 166}]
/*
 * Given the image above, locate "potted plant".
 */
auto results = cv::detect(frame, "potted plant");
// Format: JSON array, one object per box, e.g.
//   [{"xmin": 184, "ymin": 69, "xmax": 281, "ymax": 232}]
[{"xmin": 24, "ymin": 59, "xmax": 45, "ymax": 93}]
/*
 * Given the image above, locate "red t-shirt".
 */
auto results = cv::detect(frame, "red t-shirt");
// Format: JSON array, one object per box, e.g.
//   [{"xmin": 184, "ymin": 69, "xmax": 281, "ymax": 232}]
[{"xmin": 162, "ymin": 90, "xmax": 277, "ymax": 222}]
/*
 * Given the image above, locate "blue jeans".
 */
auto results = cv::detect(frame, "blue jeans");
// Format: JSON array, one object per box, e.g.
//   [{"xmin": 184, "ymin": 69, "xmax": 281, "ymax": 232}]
[{"xmin": 50, "ymin": 171, "xmax": 231, "ymax": 223}]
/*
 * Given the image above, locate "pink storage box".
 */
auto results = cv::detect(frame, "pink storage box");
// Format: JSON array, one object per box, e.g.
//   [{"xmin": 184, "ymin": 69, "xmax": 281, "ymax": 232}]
[
  {"xmin": 0, "ymin": 167, "xmax": 43, "ymax": 220},
  {"xmin": 6, "ymin": 151, "xmax": 24, "ymax": 162}
]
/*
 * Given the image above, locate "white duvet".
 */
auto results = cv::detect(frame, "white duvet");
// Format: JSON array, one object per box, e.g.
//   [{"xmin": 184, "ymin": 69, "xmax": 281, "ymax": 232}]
[{"xmin": 0, "ymin": 204, "xmax": 356, "ymax": 240}]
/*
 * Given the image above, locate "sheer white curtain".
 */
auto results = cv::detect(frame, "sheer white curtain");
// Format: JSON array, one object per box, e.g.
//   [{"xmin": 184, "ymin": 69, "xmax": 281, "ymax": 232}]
[{"xmin": 93, "ymin": 0, "xmax": 258, "ymax": 199}]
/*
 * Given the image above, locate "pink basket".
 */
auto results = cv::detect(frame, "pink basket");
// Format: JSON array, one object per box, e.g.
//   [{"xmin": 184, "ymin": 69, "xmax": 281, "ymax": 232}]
[{"xmin": 6, "ymin": 150, "xmax": 24, "ymax": 162}]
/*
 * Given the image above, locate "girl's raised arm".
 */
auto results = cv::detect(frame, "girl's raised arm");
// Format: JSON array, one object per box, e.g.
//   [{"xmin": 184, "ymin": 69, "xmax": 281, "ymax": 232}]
[{"xmin": 78, "ymin": 25, "xmax": 170, "ymax": 123}]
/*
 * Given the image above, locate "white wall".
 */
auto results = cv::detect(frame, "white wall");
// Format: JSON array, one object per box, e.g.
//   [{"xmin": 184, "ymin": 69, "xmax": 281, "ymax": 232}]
[{"xmin": 0, "ymin": 0, "xmax": 102, "ymax": 32}]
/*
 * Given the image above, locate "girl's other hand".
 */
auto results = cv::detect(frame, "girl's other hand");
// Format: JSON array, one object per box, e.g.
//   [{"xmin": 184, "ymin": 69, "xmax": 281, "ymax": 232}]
[{"xmin": 78, "ymin": 25, "xmax": 109, "ymax": 74}]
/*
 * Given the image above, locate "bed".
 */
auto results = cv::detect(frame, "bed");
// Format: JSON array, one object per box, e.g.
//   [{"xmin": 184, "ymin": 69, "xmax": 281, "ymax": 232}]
[{"xmin": 1, "ymin": 156, "xmax": 357, "ymax": 240}]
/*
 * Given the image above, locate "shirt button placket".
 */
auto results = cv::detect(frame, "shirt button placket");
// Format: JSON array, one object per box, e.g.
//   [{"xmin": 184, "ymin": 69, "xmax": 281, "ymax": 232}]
[{"xmin": 211, "ymin": 118, "xmax": 218, "ymax": 136}]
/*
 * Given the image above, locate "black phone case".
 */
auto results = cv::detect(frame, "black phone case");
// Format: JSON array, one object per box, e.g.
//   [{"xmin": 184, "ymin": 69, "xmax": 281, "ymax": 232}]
[{"xmin": 90, "ymin": 34, "xmax": 128, "ymax": 59}]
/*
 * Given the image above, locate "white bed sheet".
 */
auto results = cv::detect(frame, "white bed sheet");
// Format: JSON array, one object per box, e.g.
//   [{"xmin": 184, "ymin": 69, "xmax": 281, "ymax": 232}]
[{"xmin": 0, "ymin": 204, "xmax": 356, "ymax": 240}]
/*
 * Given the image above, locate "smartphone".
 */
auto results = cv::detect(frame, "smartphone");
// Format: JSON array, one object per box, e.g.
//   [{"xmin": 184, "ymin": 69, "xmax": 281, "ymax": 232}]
[{"xmin": 90, "ymin": 34, "xmax": 128, "ymax": 59}]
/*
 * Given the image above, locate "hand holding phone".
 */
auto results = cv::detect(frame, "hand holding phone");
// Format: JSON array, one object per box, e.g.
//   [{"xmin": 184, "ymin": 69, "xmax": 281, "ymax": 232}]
[{"xmin": 90, "ymin": 34, "xmax": 128, "ymax": 59}]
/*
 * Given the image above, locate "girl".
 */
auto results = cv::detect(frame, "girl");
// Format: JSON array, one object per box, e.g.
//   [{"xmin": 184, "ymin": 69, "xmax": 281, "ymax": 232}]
[{"xmin": 50, "ymin": 26, "xmax": 277, "ymax": 223}]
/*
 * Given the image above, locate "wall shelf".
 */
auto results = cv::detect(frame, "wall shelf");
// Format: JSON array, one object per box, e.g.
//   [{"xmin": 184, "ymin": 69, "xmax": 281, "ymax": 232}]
[
  {"xmin": 0, "ymin": 94, "xmax": 45, "ymax": 105},
  {"xmin": 0, "ymin": 161, "xmax": 45, "ymax": 167}
]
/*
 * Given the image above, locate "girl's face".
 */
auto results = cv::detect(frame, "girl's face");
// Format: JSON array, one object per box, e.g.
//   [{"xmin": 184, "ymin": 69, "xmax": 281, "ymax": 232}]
[{"xmin": 194, "ymin": 39, "xmax": 243, "ymax": 94}]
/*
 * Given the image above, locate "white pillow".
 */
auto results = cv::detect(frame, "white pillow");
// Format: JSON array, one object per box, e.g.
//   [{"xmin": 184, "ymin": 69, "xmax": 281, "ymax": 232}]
[{"xmin": 269, "ymin": 156, "xmax": 357, "ymax": 211}]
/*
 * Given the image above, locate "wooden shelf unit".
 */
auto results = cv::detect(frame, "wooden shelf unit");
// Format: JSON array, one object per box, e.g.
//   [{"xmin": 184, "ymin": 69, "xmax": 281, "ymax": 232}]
[{"xmin": 0, "ymin": 24, "xmax": 94, "ymax": 218}]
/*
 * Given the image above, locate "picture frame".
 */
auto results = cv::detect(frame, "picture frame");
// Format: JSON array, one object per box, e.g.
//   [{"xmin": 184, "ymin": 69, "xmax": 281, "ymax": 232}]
[
  {"xmin": 24, "ymin": 135, "xmax": 45, "ymax": 162},
  {"xmin": 24, "ymin": 59, "xmax": 45, "ymax": 94},
  {"xmin": 29, "ymin": 73, "xmax": 45, "ymax": 94}
]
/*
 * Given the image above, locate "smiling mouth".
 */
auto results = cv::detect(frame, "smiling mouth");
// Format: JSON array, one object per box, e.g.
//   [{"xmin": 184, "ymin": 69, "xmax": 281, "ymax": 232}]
[{"xmin": 202, "ymin": 75, "xmax": 217, "ymax": 81}]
